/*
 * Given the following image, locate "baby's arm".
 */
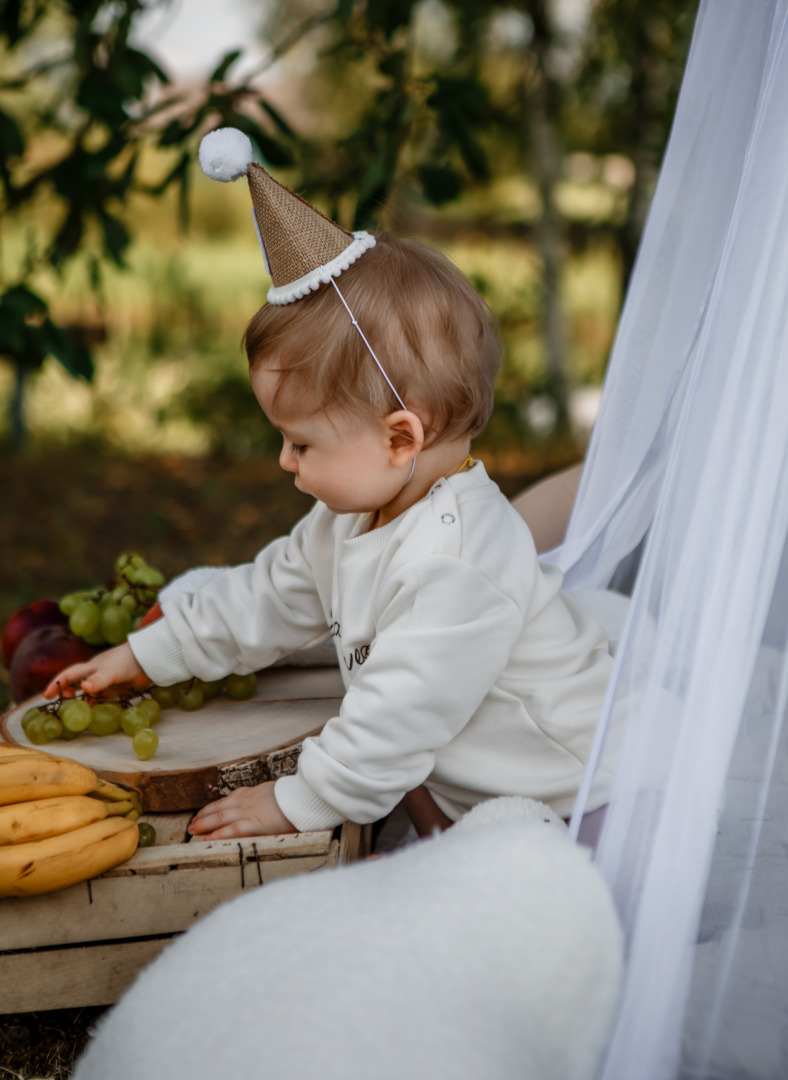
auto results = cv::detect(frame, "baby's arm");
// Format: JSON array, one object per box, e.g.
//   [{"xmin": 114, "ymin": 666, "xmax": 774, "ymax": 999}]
[
  {"xmin": 188, "ymin": 781, "xmax": 296, "ymax": 839},
  {"xmin": 44, "ymin": 642, "xmax": 149, "ymax": 699}
]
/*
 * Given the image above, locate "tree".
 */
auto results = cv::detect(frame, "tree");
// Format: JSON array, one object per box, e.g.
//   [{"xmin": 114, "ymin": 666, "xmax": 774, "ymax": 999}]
[
  {"xmin": 0, "ymin": 0, "xmax": 297, "ymax": 451},
  {"xmin": 565, "ymin": 0, "xmax": 699, "ymax": 287}
]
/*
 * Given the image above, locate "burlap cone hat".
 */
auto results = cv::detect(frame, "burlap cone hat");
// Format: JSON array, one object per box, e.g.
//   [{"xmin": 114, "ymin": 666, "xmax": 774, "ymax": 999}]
[{"xmin": 198, "ymin": 127, "xmax": 375, "ymax": 305}]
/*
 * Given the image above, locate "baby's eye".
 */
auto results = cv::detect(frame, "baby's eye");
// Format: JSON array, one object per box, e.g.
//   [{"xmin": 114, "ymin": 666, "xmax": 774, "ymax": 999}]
[{"xmin": 290, "ymin": 443, "xmax": 307, "ymax": 455}]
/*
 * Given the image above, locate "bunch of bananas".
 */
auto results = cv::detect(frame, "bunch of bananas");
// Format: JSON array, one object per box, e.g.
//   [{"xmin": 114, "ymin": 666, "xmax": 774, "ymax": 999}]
[{"xmin": 0, "ymin": 743, "xmax": 141, "ymax": 898}]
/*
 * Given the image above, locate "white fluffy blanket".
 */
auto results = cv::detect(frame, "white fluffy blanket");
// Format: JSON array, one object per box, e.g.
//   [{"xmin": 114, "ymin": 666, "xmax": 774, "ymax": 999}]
[{"xmin": 74, "ymin": 797, "xmax": 622, "ymax": 1080}]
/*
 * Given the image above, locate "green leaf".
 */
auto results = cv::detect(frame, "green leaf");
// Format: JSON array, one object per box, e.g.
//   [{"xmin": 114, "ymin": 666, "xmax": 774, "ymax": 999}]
[
  {"xmin": 428, "ymin": 92, "xmax": 490, "ymax": 181},
  {"xmin": 35, "ymin": 319, "xmax": 94, "ymax": 380},
  {"xmin": 50, "ymin": 209, "xmax": 84, "ymax": 268},
  {"xmin": 0, "ymin": 286, "xmax": 45, "ymax": 357},
  {"xmin": 233, "ymin": 118, "xmax": 294, "ymax": 167},
  {"xmin": 378, "ymin": 50, "xmax": 406, "ymax": 82},
  {"xmin": 259, "ymin": 100, "xmax": 297, "ymax": 140},
  {"xmin": 0, "ymin": 0, "xmax": 22, "ymax": 45},
  {"xmin": 99, "ymin": 210, "xmax": 131, "ymax": 267},
  {"xmin": 353, "ymin": 142, "xmax": 396, "ymax": 229},
  {"xmin": 428, "ymin": 76, "xmax": 488, "ymax": 118},
  {"xmin": 210, "ymin": 48, "xmax": 242, "ymax": 83},
  {"xmin": 417, "ymin": 163, "xmax": 462, "ymax": 205},
  {"xmin": 335, "ymin": 0, "xmax": 354, "ymax": 21},
  {"xmin": 366, "ymin": 0, "xmax": 418, "ymax": 39},
  {"xmin": 0, "ymin": 107, "xmax": 23, "ymax": 157}
]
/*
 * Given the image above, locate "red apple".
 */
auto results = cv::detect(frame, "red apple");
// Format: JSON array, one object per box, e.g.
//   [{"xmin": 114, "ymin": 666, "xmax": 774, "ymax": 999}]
[
  {"xmin": 9, "ymin": 625, "xmax": 97, "ymax": 704},
  {"xmin": 1, "ymin": 600, "xmax": 69, "ymax": 670},
  {"xmin": 137, "ymin": 600, "xmax": 163, "ymax": 629}
]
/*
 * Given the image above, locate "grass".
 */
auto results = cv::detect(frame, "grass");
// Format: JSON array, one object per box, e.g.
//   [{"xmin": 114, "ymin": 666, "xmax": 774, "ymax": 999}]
[{"xmin": 0, "ymin": 1009, "xmax": 106, "ymax": 1080}]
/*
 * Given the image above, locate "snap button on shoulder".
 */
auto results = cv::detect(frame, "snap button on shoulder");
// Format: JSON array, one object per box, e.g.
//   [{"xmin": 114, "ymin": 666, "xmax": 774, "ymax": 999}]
[{"xmin": 441, "ymin": 513, "xmax": 456, "ymax": 525}]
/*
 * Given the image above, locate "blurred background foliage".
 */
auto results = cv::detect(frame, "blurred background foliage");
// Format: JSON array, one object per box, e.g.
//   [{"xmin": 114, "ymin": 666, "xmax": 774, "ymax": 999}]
[
  {"xmin": 0, "ymin": 0, "xmax": 698, "ymax": 463},
  {"xmin": 0, "ymin": 0, "xmax": 697, "ymax": 716}
]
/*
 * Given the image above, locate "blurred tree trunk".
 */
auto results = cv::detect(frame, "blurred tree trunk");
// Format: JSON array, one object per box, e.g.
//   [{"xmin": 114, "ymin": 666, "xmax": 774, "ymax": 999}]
[
  {"xmin": 522, "ymin": 0, "xmax": 570, "ymax": 434},
  {"xmin": 10, "ymin": 360, "xmax": 26, "ymax": 453}
]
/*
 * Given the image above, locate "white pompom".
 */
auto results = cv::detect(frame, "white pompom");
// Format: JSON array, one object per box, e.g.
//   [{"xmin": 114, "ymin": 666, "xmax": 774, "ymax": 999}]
[{"xmin": 198, "ymin": 128, "xmax": 254, "ymax": 183}]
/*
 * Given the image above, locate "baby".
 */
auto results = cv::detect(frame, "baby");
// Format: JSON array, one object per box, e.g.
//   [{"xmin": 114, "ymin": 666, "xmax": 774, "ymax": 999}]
[{"xmin": 47, "ymin": 233, "xmax": 616, "ymax": 840}]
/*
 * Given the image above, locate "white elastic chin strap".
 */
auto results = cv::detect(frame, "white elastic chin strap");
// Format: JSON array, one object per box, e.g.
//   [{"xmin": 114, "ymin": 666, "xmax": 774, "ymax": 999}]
[{"xmin": 330, "ymin": 278, "xmax": 416, "ymax": 485}]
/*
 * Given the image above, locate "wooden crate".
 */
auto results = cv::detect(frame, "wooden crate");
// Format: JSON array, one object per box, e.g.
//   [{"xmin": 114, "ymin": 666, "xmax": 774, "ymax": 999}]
[{"xmin": 0, "ymin": 814, "xmax": 367, "ymax": 1013}]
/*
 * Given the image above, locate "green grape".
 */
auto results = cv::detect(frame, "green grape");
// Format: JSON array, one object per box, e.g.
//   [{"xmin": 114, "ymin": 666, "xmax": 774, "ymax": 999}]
[
  {"xmin": 120, "ymin": 593, "xmax": 137, "ymax": 612},
  {"xmin": 112, "ymin": 583, "xmax": 130, "ymax": 602},
  {"xmin": 130, "ymin": 555, "xmax": 147, "ymax": 569},
  {"xmin": 132, "ymin": 728, "xmax": 158, "ymax": 761},
  {"xmin": 59, "ymin": 699, "xmax": 94, "ymax": 733},
  {"xmin": 196, "ymin": 678, "xmax": 224, "ymax": 701},
  {"xmin": 69, "ymin": 600, "xmax": 100, "ymax": 638},
  {"xmin": 21, "ymin": 706, "xmax": 45, "ymax": 732},
  {"xmin": 98, "ymin": 591, "xmax": 115, "ymax": 612},
  {"xmin": 121, "ymin": 706, "xmax": 149, "ymax": 736},
  {"xmin": 83, "ymin": 626, "xmax": 107, "ymax": 646},
  {"xmin": 114, "ymin": 551, "xmax": 136, "ymax": 575},
  {"xmin": 138, "ymin": 698, "xmax": 161, "ymax": 726},
  {"xmin": 100, "ymin": 604, "xmax": 133, "ymax": 645},
  {"xmin": 150, "ymin": 685, "xmax": 178, "ymax": 710},
  {"xmin": 134, "ymin": 566, "xmax": 165, "ymax": 587},
  {"xmin": 22, "ymin": 710, "xmax": 49, "ymax": 743},
  {"xmin": 42, "ymin": 716, "xmax": 63, "ymax": 739},
  {"xmin": 59, "ymin": 726, "xmax": 82, "ymax": 741},
  {"xmin": 225, "ymin": 673, "xmax": 258, "ymax": 701},
  {"xmin": 176, "ymin": 682, "xmax": 204, "ymax": 712},
  {"xmin": 137, "ymin": 821, "xmax": 157, "ymax": 846},
  {"xmin": 27, "ymin": 724, "xmax": 51, "ymax": 745},
  {"xmin": 89, "ymin": 702, "xmax": 124, "ymax": 736},
  {"xmin": 59, "ymin": 592, "xmax": 84, "ymax": 616}
]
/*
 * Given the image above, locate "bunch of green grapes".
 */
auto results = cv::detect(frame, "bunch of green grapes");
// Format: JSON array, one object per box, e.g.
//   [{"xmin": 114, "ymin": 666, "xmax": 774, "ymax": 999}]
[
  {"xmin": 22, "ymin": 693, "xmax": 161, "ymax": 761},
  {"xmin": 21, "ymin": 673, "xmax": 257, "ymax": 760},
  {"xmin": 59, "ymin": 552, "xmax": 166, "ymax": 648},
  {"xmin": 149, "ymin": 673, "xmax": 258, "ymax": 712}
]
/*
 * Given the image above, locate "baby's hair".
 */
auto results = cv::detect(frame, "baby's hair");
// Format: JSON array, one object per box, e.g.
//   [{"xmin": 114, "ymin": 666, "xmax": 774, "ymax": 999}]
[{"xmin": 244, "ymin": 233, "xmax": 502, "ymax": 445}]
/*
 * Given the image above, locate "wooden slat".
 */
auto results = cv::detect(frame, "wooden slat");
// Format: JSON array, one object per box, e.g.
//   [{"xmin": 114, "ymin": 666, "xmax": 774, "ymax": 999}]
[
  {"xmin": 0, "ymin": 937, "xmax": 174, "ymax": 1013},
  {"xmin": 337, "ymin": 821, "xmax": 372, "ymax": 863},
  {"xmin": 105, "ymin": 829, "xmax": 335, "ymax": 876},
  {"xmin": 137, "ymin": 811, "xmax": 190, "ymax": 846},
  {"xmin": 0, "ymin": 841, "xmax": 339, "ymax": 951}
]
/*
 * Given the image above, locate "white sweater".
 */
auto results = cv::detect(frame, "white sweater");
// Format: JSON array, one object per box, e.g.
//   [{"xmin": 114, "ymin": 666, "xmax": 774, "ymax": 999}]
[{"xmin": 129, "ymin": 464, "xmax": 616, "ymax": 829}]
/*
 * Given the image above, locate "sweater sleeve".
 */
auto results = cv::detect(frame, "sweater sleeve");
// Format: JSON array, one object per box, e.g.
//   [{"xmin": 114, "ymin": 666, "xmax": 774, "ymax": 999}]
[
  {"xmin": 128, "ymin": 506, "xmax": 330, "ymax": 686},
  {"xmin": 274, "ymin": 553, "xmax": 526, "ymax": 830}
]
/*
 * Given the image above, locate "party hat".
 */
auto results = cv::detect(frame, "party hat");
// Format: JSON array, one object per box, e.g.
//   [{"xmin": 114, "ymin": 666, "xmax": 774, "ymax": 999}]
[{"xmin": 198, "ymin": 127, "xmax": 375, "ymax": 305}]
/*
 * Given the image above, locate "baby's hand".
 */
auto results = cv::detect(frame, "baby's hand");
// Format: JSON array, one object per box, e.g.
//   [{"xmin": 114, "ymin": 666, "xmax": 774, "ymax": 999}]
[
  {"xmin": 43, "ymin": 642, "xmax": 149, "ymax": 700},
  {"xmin": 188, "ymin": 780, "xmax": 297, "ymax": 840}
]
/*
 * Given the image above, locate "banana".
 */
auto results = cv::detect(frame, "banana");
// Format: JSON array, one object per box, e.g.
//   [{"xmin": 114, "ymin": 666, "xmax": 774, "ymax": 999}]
[
  {"xmin": 0, "ymin": 753, "xmax": 98, "ymax": 806},
  {"xmin": 0, "ymin": 794, "xmax": 107, "ymax": 845},
  {"xmin": 92, "ymin": 777, "xmax": 140, "ymax": 804},
  {"xmin": 0, "ymin": 816, "xmax": 139, "ymax": 898},
  {"xmin": 0, "ymin": 742, "xmax": 46, "ymax": 759}
]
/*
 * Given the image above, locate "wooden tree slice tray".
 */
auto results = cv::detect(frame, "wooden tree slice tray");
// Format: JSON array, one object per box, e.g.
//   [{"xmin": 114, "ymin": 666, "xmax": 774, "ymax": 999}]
[{"xmin": 0, "ymin": 666, "xmax": 345, "ymax": 812}]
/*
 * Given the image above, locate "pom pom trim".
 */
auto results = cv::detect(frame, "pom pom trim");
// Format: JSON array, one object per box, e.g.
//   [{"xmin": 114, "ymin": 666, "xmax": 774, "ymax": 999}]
[
  {"xmin": 266, "ymin": 233, "xmax": 377, "ymax": 305},
  {"xmin": 198, "ymin": 127, "xmax": 254, "ymax": 183}
]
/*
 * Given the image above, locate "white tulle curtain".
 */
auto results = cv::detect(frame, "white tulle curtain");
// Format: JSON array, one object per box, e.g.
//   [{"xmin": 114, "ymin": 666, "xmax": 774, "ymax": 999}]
[{"xmin": 545, "ymin": 2, "xmax": 788, "ymax": 1078}]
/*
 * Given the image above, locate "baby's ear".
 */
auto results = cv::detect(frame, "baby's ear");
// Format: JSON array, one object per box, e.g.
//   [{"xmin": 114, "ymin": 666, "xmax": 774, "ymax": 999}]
[{"xmin": 384, "ymin": 410, "xmax": 425, "ymax": 464}]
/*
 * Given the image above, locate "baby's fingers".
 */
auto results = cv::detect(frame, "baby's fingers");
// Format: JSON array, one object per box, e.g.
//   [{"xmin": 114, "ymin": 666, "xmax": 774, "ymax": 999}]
[{"xmin": 44, "ymin": 662, "xmax": 99, "ymax": 699}]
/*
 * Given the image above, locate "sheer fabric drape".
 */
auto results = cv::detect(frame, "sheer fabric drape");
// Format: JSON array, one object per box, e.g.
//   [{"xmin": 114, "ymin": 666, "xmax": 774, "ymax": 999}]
[{"xmin": 544, "ymin": 3, "xmax": 788, "ymax": 1077}]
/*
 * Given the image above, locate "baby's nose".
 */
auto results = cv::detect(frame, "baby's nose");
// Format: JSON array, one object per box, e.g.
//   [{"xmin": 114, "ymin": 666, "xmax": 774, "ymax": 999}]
[{"xmin": 279, "ymin": 444, "xmax": 298, "ymax": 473}]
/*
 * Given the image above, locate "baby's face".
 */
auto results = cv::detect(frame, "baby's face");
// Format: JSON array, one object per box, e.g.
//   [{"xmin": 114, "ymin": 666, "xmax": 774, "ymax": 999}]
[{"xmin": 251, "ymin": 365, "xmax": 409, "ymax": 518}]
